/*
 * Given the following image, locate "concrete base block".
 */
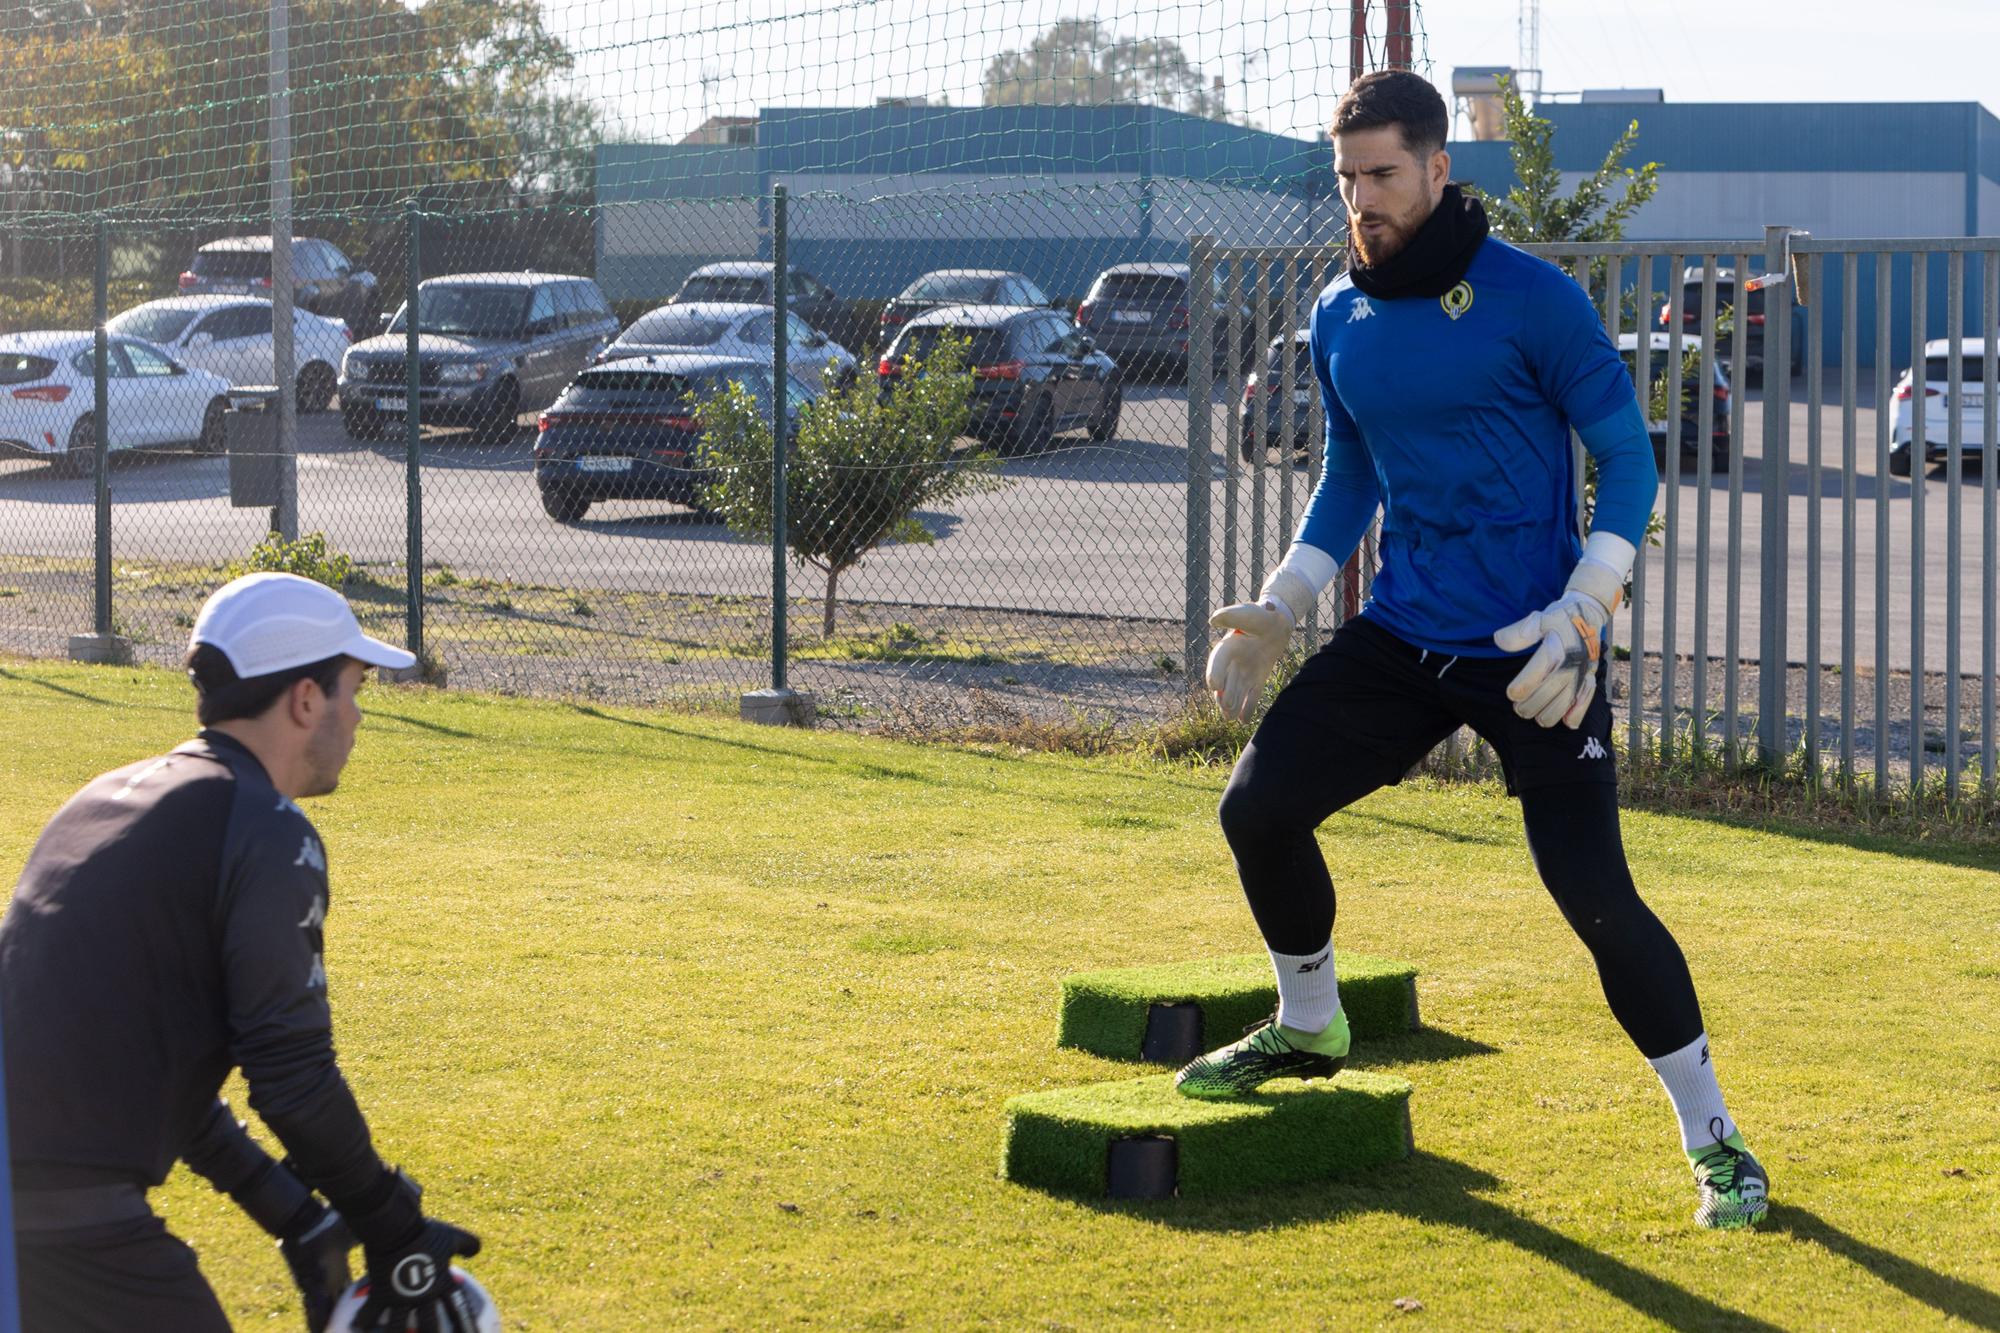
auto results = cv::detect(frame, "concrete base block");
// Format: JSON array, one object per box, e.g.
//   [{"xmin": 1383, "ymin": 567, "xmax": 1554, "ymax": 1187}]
[
  {"xmin": 67, "ymin": 633, "xmax": 134, "ymax": 666},
  {"xmin": 741, "ymin": 687, "xmax": 815, "ymax": 727},
  {"xmin": 378, "ymin": 663, "xmax": 434, "ymax": 686}
]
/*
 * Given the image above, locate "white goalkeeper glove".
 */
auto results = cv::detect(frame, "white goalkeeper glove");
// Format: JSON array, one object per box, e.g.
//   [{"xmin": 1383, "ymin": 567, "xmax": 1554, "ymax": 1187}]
[
  {"xmin": 1492, "ymin": 532, "xmax": 1635, "ymax": 729},
  {"xmin": 1205, "ymin": 545, "xmax": 1333, "ymax": 721}
]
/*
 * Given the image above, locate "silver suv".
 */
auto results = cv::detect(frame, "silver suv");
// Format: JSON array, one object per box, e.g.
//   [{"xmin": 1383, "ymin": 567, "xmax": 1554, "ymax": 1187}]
[{"xmin": 339, "ymin": 273, "xmax": 618, "ymax": 443}]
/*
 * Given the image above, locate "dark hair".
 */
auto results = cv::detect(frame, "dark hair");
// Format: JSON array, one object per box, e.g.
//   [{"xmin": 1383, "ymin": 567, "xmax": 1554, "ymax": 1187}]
[
  {"xmin": 1332, "ymin": 71, "xmax": 1450, "ymax": 158},
  {"xmin": 186, "ymin": 644, "xmax": 351, "ymax": 726}
]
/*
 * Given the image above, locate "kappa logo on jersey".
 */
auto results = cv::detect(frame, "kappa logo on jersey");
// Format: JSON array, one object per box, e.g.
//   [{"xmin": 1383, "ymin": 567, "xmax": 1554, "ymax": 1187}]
[
  {"xmin": 297, "ymin": 894, "xmax": 326, "ymax": 931},
  {"xmin": 1346, "ymin": 296, "xmax": 1376, "ymax": 323},
  {"xmin": 306, "ymin": 954, "xmax": 326, "ymax": 989},
  {"xmin": 294, "ymin": 835, "xmax": 326, "ymax": 873},
  {"xmin": 1578, "ymin": 736, "xmax": 1608, "ymax": 760},
  {"xmin": 1440, "ymin": 281, "xmax": 1474, "ymax": 321}
]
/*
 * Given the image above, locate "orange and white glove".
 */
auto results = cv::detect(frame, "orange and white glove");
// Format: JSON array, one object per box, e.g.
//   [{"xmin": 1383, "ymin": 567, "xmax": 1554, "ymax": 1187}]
[
  {"xmin": 1205, "ymin": 544, "xmax": 1334, "ymax": 721},
  {"xmin": 1492, "ymin": 532, "xmax": 1634, "ymax": 729}
]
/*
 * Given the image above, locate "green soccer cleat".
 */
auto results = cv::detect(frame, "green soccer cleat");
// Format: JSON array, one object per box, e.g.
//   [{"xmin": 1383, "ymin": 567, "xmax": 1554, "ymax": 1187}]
[
  {"xmin": 1690, "ymin": 1118, "xmax": 1769, "ymax": 1230},
  {"xmin": 1174, "ymin": 1009, "xmax": 1351, "ymax": 1100}
]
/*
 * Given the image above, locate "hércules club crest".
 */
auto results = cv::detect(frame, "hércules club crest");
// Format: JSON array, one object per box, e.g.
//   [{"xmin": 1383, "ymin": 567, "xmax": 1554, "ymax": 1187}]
[{"xmin": 1440, "ymin": 281, "xmax": 1474, "ymax": 320}]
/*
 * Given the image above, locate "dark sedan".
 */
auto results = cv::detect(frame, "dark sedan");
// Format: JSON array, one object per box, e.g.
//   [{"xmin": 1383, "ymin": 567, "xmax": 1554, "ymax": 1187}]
[
  {"xmin": 1618, "ymin": 332, "xmax": 1731, "ymax": 471},
  {"xmin": 877, "ymin": 305, "xmax": 1121, "ymax": 455},
  {"xmin": 1238, "ymin": 330, "xmax": 1317, "ymax": 465},
  {"xmin": 532, "ymin": 354, "xmax": 820, "ymax": 522},
  {"xmin": 878, "ymin": 270, "xmax": 1053, "ymax": 338}
]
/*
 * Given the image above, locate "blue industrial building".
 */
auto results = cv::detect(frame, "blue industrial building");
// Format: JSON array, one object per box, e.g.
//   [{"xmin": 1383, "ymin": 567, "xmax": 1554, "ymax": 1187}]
[{"xmin": 597, "ymin": 99, "xmax": 2000, "ymax": 366}]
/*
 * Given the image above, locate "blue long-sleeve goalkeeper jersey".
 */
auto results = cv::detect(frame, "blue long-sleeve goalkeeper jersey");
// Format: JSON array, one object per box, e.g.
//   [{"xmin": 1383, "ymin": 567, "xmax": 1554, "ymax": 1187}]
[{"xmin": 1296, "ymin": 235, "xmax": 1657, "ymax": 657}]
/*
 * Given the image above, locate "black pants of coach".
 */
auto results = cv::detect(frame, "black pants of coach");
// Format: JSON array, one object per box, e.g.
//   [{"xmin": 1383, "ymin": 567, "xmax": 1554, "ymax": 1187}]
[
  {"xmin": 1220, "ymin": 615, "xmax": 1703, "ymax": 1059},
  {"xmin": 18, "ymin": 1213, "xmax": 231, "ymax": 1333}
]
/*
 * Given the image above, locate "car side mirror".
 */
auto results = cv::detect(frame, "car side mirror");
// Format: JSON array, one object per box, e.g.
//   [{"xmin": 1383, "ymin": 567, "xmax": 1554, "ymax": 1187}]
[{"xmin": 352, "ymin": 270, "xmax": 376, "ymax": 288}]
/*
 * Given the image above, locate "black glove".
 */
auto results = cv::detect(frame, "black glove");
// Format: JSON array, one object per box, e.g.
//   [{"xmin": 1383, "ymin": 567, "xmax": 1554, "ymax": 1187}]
[
  {"xmin": 279, "ymin": 1204, "xmax": 355, "ymax": 1333},
  {"xmin": 339, "ymin": 1169, "xmax": 482, "ymax": 1333},
  {"xmin": 353, "ymin": 1218, "xmax": 482, "ymax": 1332}
]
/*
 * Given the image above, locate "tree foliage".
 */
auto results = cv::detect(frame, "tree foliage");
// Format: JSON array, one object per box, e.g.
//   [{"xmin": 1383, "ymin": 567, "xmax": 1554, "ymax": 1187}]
[
  {"xmin": 697, "ymin": 336, "xmax": 1008, "ymax": 638},
  {"xmin": 0, "ymin": 0, "xmax": 598, "ymax": 221},
  {"xmin": 983, "ymin": 19, "xmax": 1227, "ymax": 120},
  {"xmin": 1472, "ymin": 75, "xmax": 1659, "ymax": 246}
]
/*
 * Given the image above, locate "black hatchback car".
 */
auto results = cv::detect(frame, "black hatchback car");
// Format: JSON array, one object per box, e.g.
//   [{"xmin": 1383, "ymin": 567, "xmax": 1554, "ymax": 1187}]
[
  {"xmin": 878, "ymin": 270, "xmax": 1053, "ymax": 338},
  {"xmin": 877, "ymin": 305, "xmax": 1121, "ymax": 454},
  {"xmin": 179, "ymin": 236, "xmax": 379, "ymax": 331},
  {"xmin": 532, "ymin": 353, "xmax": 821, "ymax": 522},
  {"xmin": 1239, "ymin": 329, "xmax": 1318, "ymax": 464}
]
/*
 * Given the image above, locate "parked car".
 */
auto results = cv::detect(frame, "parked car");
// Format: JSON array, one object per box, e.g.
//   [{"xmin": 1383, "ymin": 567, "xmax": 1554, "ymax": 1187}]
[
  {"xmin": 879, "ymin": 270, "xmax": 1053, "ymax": 336},
  {"xmin": 0, "ymin": 331, "xmax": 231, "ymax": 476},
  {"xmin": 1617, "ymin": 332, "xmax": 1731, "ymax": 472},
  {"xmin": 532, "ymin": 353, "xmax": 822, "ymax": 522},
  {"xmin": 339, "ymin": 273, "xmax": 618, "ymax": 443},
  {"xmin": 107, "ymin": 295, "xmax": 350, "ymax": 412},
  {"xmin": 595, "ymin": 302, "xmax": 858, "ymax": 386},
  {"xmin": 877, "ymin": 304, "xmax": 1121, "ymax": 454},
  {"xmin": 669, "ymin": 262, "xmax": 848, "ymax": 345},
  {"xmin": 1655, "ymin": 265, "xmax": 1800, "ymax": 380},
  {"xmin": 179, "ymin": 236, "xmax": 379, "ymax": 331},
  {"xmin": 1075, "ymin": 262, "xmax": 1252, "ymax": 381},
  {"xmin": 1238, "ymin": 329, "xmax": 1316, "ymax": 464},
  {"xmin": 1890, "ymin": 338, "xmax": 1995, "ymax": 476}
]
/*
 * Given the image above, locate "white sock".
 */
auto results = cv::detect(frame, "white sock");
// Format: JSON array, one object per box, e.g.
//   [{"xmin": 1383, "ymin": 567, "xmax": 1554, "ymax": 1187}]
[
  {"xmin": 1270, "ymin": 943, "xmax": 1341, "ymax": 1035},
  {"xmin": 1647, "ymin": 1033, "xmax": 1738, "ymax": 1153}
]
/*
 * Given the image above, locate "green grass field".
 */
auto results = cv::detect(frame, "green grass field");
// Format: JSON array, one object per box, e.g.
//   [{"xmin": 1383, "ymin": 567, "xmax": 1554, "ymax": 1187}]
[{"xmin": 2, "ymin": 660, "xmax": 1998, "ymax": 1330}]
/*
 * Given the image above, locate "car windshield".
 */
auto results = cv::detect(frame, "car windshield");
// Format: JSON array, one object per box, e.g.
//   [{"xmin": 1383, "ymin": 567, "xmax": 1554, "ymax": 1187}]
[
  {"xmin": 107, "ymin": 306, "xmax": 201, "ymax": 344},
  {"xmin": 891, "ymin": 326, "xmax": 1008, "ymax": 366},
  {"xmin": 0, "ymin": 352, "xmax": 56, "ymax": 385},
  {"xmin": 1097, "ymin": 273, "xmax": 1185, "ymax": 302},
  {"xmin": 192, "ymin": 250, "xmax": 269, "ymax": 280},
  {"xmin": 905, "ymin": 273, "xmax": 1000, "ymax": 302},
  {"xmin": 621, "ymin": 311, "xmax": 732, "ymax": 347},
  {"xmin": 680, "ymin": 275, "xmax": 766, "ymax": 302},
  {"xmin": 391, "ymin": 287, "xmax": 527, "ymax": 338},
  {"xmin": 1923, "ymin": 354, "xmax": 1992, "ymax": 383}
]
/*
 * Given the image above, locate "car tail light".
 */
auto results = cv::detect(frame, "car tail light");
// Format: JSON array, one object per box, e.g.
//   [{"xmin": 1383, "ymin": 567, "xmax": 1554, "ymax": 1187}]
[
  {"xmin": 1167, "ymin": 305, "xmax": 1190, "ymax": 330},
  {"xmin": 1713, "ymin": 383, "xmax": 1729, "ymax": 402},
  {"xmin": 1682, "ymin": 310, "xmax": 1699, "ymax": 323},
  {"xmin": 649, "ymin": 447, "xmax": 690, "ymax": 459},
  {"xmin": 1076, "ymin": 301, "xmax": 1096, "ymax": 328},
  {"xmin": 878, "ymin": 357, "xmax": 900, "ymax": 377},
  {"xmin": 974, "ymin": 360, "xmax": 1024, "ymax": 380},
  {"xmin": 538, "ymin": 412, "xmax": 561, "ymax": 431},
  {"xmin": 880, "ymin": 310, "xmax": 905, "ymax": 326},
  {"xmin": 1894, "ymin": 383, "xmax": 1940, "ymax": 401},
  {"xmin": 1746, "ymin": 313, "xmax": 1765, "ymax": 325},
  {"xmin": 1242, "ymin": 374, "xmax": 1258, "ymax": 402},
  {"xmin": 11, "ymin": 385, "xmax": 71, "ymax": 403},
  {"xmin": 253, "ymin": 276, "xmax": 272, "ymax": 288},
  {"xmin": 178, "ymin": 271, "xmax": 200, "ymax": 289},
  {"xmin": 1657, "ymin": 302, "xmax": 1671, "ymax": 327}
]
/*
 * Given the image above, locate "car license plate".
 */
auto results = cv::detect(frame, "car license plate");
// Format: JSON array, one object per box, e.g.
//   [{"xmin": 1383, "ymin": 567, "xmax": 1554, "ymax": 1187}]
[
  {"xmin": 1112, "ymin": 311, "xmax": 1151, "ymax": 323},
  {"xmin": 374, "ymin": 396, "xmax": 405, "ymax": 412},
  {"xmin": 575, "ymin": 456, "xmax": 630, "ymax": 473}
]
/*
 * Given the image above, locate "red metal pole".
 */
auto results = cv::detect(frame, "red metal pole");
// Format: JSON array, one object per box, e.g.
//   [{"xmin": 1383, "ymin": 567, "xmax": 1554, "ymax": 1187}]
[
  {"xmin": 1349, "ymin": 0, "xmax": 1369, "ymax": 82},
  {"xmin": 1385, "ymin": 1, "xmax": 1414, "ymax": 70}
]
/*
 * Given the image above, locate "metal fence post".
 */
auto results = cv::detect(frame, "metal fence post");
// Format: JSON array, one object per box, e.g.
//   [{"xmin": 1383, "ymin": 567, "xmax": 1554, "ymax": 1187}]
[
  {"xmin": 269, "ymin": 0, "xmax": 298, "ymax": 540},
  {"xmin": 404, "ymin": 201, "xmax": 423, "ymax": 667},
  {"xmin": 93, "ymin": 219, "xmax": 110, "ymax": 636},
  {"xmin": 771, "ymin": 184, "xmax": 790, "ymax": 692},
  {"xmin": 1756, "ymin": 224, "xmax": 1795, "ymax": 769},
  {"xmin": 1186, "ymin": 235, "xmax": 1216, "ymax": 692}
]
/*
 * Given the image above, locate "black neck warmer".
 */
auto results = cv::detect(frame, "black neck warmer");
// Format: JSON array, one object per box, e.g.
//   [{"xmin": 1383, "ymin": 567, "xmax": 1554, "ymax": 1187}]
[{"xmin": 1345, "ymin": 183, "xmax": 1490, "ymax": 300}]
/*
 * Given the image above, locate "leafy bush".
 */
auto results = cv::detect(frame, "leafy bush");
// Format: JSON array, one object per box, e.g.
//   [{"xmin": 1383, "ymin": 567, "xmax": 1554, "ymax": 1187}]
[
  {"xmin": 698, "ymin": 331, "xmax": 1007, "ymax": 635},
  {"xmin": 229, "ymin": 530, "xmax": 355, "ymax": 589}
]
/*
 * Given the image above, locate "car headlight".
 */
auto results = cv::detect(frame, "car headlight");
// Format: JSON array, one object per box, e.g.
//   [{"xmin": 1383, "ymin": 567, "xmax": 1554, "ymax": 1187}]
[
  {"xmin": 340, "ymin": 351, "xmax": 357, "ymax": 379},
  {"xmin": 438, "ymin": 362, "xmax": 489, "ymax": 383}
]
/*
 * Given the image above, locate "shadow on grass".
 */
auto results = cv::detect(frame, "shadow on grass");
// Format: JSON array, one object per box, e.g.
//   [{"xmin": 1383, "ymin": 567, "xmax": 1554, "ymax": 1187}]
[
  {"xmin": 1765, "ymin": 1202, "xmax": 2000, "ymax": 1330},
  {"xmin": 1096, "ymin": 1152, "xmax": 1780, "ymax": 1331},
  {"xmin": 1350, "ymin": 1026, "xmax": 1499, "ymax": 1068},
  {"xmin": 0, "ymin": 666, "xmax": 124, "ymax": 707},
  {"xmin": 1340, "ymin": 808, "xmax": 1516, "ymax": 847},
  {"xmin": 367, "ymin": 709, "xmax": 474, "ymax": 739},
  {"xmin": 565, "ymin": 702, "xmax": 945, "ymax": 785},
  {"xmin": 1622, "ymin": 796, "xmax": 2000, "ymax": 876}
]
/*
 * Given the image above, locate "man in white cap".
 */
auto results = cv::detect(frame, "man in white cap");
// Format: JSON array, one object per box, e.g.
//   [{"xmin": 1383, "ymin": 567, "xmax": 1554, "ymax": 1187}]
[{"xmin": 1, "ymin": 572, "xmax": 483, "ymax": 1331}]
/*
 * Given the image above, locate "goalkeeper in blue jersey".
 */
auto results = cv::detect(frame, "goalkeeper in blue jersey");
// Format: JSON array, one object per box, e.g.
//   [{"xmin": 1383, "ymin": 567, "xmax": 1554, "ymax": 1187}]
[{"xmin": 1177, "ymin": 71, "xmax": 1766, "ymax": 1231}]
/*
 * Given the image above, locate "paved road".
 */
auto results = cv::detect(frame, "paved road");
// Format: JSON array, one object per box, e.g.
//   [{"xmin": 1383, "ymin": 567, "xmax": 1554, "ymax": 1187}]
[{"xmin": 0, "ymin": 380, "xmax": 1992, "ymax": 677}]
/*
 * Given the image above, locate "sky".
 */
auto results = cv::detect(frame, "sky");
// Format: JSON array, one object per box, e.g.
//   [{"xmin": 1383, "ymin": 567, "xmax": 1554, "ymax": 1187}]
[{"xmin": 547, "ymin": 0, "xmax": 2000, "ymax": 147}]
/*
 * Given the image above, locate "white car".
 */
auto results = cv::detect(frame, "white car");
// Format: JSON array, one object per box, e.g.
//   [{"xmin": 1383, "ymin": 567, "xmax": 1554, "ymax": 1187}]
[
  {"xmin": 1890, "ymin": 338, "xmax": 1995, "ymax": 476},
  {"xmin": 0, "ymin": 331, "xmax": 233, "ymax": 476},
  {"xmin": 596, "ymin": 302, "xmax": 859, "ymax": 386},
  {"xmin": 108, "ymin": 295, "xmax": 350, "ymax": 413}
]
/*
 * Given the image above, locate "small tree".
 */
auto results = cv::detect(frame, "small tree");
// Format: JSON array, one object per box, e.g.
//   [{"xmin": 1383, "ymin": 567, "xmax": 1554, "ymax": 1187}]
[{"xmin": 698, "ymin": 334, "xmax": 1008, "ymax": 637}]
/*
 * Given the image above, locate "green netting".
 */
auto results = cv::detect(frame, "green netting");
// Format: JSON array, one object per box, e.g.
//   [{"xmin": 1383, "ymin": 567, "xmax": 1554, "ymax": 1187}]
[{"xmin": 0, "ymin": 0, "xmax": 1431, "ymax": 726}]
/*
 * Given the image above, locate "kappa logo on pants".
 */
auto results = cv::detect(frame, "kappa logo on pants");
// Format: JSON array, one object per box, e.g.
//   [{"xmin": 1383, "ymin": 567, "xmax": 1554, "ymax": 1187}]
[{"xmin": 1578, "ymin": 736, "xmax": 1608, "ymax": 760}]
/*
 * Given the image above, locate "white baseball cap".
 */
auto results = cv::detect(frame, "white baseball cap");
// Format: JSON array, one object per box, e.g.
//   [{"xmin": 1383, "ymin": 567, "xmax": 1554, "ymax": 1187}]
[{"xmin": 190, "ymin": 572, "xmax": 416, "ymax": 677}]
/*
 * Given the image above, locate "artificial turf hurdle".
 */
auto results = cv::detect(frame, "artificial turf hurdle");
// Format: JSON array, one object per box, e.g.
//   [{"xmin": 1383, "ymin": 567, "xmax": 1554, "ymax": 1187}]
[
  {"xmin": 1004, "ymin": 953, "xmax": 1422, "ymax": 1199},
  {"xmin": 1056, "ymin": 952, "xmax": 1420, "ymax": 1066}
]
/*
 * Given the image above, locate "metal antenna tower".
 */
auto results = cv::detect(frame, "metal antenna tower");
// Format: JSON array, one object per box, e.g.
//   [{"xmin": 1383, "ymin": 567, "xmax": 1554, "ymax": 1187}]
[{"xmin": 1518, "ymin": 0, "xmax": 1541, "ymax": 104}]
